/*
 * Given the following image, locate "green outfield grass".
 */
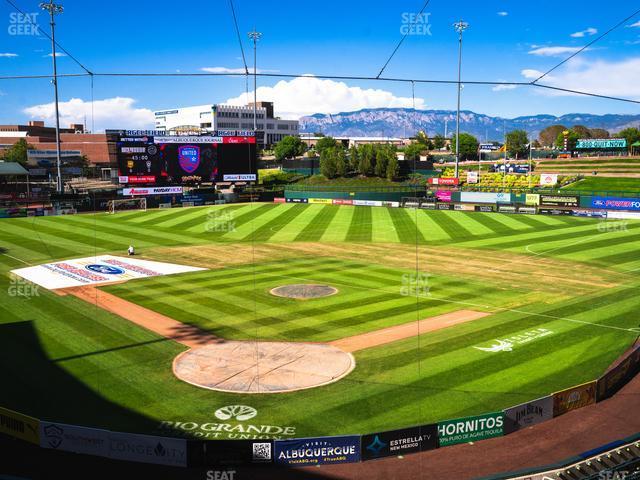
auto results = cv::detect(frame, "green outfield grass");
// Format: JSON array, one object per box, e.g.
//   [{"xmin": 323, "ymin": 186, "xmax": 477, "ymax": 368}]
[
  {"xmin": 0, "ymin": 203, "xmax": 638, "ymax": 438},
  {"xmin": 563, "ymin": 177, "xmax": 640, "ymax": 193}
]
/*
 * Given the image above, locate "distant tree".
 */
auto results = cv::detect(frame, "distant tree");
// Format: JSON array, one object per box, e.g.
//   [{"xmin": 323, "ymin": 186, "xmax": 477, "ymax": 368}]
[
  {"xmin": 554, "ymin": 129, "xmax": 580, "ymax": 151},
  {"xmin": 589, "ymin": 128, "xmax": 610, "ymax": 139},
  {"xmin": 505, "ymin": 130, "xmax": 529, "ymax": 159},
  {"xmin": 432, "ymin": 134, "xmax": 446, "ymax": 150},
  {"xmin": 450, "ymin": 133, "xmax": 479, "ymax": 160},
  {"xmin": 315, "ymin": 136, "xmax": 338, "ymax": 156},
  {"xmin": 320, "ymin": 147, "xmax": 338, "ymax": 178},
  {"xmin": 1, "ymin": 138, "xmax": 34, "ymax": 166},
  {"xmin": 615, "ymin": 127, "xmax": 640, "ymax": 150},
  {"xmin": 539, "ymin": 125, "xmax": 567, "ymax": 147},
  {"xmin": 358, "ymin": 144, "xmax": 374, "ymax": 176},
  {"xmin": 572, "ymin": 125, "xmax": 592, "ymax": 139},
  {"xmin": 374, "ymin": 147, "xmax": 389, "ymax": 177},
  {"xmin": 335, "ymin": 147, "xmax": 347, "ymax": 177},
  {"xmin": 531, "ymin": 139, "xmax": 542, "ymax": 148},
  {"xmin": 274, "ymin": 136, "xmax": 305, "ymax": 161},
  {"xmin": 404, "ymin": 142, "xmax": 425, "ymax": 162},
  {"xmin": 348, "ymin": 146, "xmax": 359, "ymax": 172},
  {"xmin": 386, "ymin": 155, "xmax": 399, "ymax": 181}
]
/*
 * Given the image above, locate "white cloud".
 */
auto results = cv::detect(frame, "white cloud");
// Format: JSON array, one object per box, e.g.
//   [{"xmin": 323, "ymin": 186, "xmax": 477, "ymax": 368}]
[
  {"xmin": 497, "ymin": 11, "xmax": 508, "ymax": 16},
  {"xmin": 201, "ymin": 66, "xmax": 278, "ymax": 74},
  {"xmin": 23, "ymin": 97, "xmax": 154, "ymax": 131},
  {"xmin": 626, "ymin": 20, "xmax": 640, "ymax": 28},
  {"xmin": 0, "ymin": 53, "xmax": 18, "ymax": 57},
  {"xmin": 222, "ymin": 75, "xmax": 427, "ymax": 119},
  {"xmin": 521, "ymin": 69, "xmax": 544, "ymax": 80},
  {"xmin": 528, "ymin": 46, "xmax": 585, "ymax": 56},
  {"xmin": 521, "ymin": 57, "xmax": 640, "ymax": 99},
  {"xmin": 492, "ymin": 84, "xmax": 517, "ymax": 91},
  {"xmin": 570, "ymin": 27, "xmax": 597, "ymax": 38},
  {"xmin": 44, "ymin": 52, "xmax": 66, "ymax": 57}
]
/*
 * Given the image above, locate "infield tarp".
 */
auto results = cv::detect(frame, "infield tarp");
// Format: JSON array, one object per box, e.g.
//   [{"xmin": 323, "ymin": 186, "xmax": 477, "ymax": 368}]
[
  {"xmin": 553, "ymin": 381, "xmax": 597, "ymax": 416},
  {"xmin": 275, "ymin": 435, "xmax": 360, "ymax": 466},
  {"xmin": 437, "ymin": 412, "xmax": 504, "ymax": 447},
  {"xmin": 40, "ymin": 422, "xmax": 109, "ymax": 457},
  {"xmin": 11, "ymin": 255, "xmax": 206, "ymax": 290},
  {"xmin": 361, "ymin": 424, "xmax": 438, "ymax": 461}
]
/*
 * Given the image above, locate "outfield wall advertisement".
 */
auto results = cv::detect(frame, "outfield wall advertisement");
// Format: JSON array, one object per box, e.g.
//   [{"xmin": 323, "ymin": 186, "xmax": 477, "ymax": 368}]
[
  {"xmin": 460, "ymin": 192, "xmax": 512, "ymax": 204},
  {"xmin": 0, "ymin": 406, "xmax": 39, "ymax": 444},
  {"xmin": 108, "ymin": 432, "xmax": 187, "ymax": 467},
  {"xmin": 540, "ymin": 195, "xmax": 579, "ymax": 207},
  {"xmin": 361, "ymin": 424, "xmax": 438, "ymax": 461},
  {"xmin": 503, "ymin": 396, "xmax": 554, "ymax": 433},
  {"xmin": 591, "ymin": 197, "xmax": 640, "ymax": 211},
  {"xmin": 553, "ymin": 381, "xmax": 597, "ymax": 416},
  {"xmin": 596, "ymin": 345, "xmax": 640, "ymax": 401},
  {"xmin": 40, "ymin": 422, "xmax": 109, "ymax": 457},
  {"xmin": 437, "ymin": 412, "xmax": 504, "ymax": 447},
  {"xmin": 274, "ymin": 435, "xmax": 360, "ymax": 466}
]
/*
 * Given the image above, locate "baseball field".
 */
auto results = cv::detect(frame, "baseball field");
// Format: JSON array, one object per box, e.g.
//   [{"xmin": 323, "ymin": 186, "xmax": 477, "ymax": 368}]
[{"xmin": 1, "ymin": 203, "xmax": 639, "ymax": 440}]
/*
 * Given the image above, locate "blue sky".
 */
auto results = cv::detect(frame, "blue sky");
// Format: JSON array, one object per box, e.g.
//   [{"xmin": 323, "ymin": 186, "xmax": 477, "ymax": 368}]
[{"xmin": 1, "ymin": 0, "xmax": 640, "ymax": 130}]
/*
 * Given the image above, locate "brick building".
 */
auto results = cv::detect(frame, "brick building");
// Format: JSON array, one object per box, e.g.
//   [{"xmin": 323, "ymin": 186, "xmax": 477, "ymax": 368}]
[{"xmin": 0, "ymin": 121, "xmax": 116, "ymax": 168}]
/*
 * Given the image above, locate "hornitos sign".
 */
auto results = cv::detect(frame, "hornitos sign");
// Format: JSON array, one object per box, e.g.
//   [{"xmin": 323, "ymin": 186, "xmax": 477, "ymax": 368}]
[
  {"xmin": 438, "ymin": 412, "xmax": 504, "ymax": 446},
  {"xmin": 157, "ymin": 405, "xmax": 296, "ymax": 440}
]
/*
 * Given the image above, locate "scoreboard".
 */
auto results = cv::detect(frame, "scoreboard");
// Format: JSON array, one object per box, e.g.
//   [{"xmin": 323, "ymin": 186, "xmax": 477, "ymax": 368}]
[{"xmin": 110, "ymin": 130, "xmax": 257, "ymax": 185}]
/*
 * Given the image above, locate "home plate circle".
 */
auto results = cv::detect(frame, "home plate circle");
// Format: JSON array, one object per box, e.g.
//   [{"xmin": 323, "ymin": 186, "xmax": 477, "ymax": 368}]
[{"xmin": 173, "ymin": 341, "xmax": 355, "ymax": 393}]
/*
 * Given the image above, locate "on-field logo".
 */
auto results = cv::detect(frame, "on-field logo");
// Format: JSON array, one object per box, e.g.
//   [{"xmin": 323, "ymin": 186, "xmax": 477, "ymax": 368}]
[
  {"xmin": 214, "ymin": 405, "xmax": 257, "ymax": 421},
  {"xmin": 473, "ymin": 339, "xmax": 514, "ymax": 353},
  {"xmin": 473, "ymin": 328, "xmax": 553, "ymax": 353},
  {"xmin": 85, "ymin": 264, "xmax": 125, "ymax": 275}
]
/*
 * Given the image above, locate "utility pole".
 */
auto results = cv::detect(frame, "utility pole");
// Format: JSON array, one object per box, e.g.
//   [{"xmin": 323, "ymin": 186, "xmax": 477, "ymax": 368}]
[
  {"xmin": 40, "ymin": 0, "xmax": 64, "ymax": 193},
  {"xmin": 248, "ymin": 29, "xmax": 262, "ymax": 140},
  {"xmin": 453, "ymin": 20, "xmax": 469, "ymax": 179}
]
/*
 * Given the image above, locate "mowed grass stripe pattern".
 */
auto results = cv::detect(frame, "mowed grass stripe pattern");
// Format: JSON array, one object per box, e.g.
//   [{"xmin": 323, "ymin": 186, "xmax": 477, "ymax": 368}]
[
  {"xmin": 0, "ymin": 202, "xmax": 638, "ymax": 438},
  {"xmin": 0, "ymin": 204, "xmax": 638, "ymax": 269}
]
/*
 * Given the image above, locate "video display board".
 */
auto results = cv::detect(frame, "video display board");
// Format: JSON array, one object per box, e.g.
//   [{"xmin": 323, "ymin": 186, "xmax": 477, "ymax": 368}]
[{"xmin": 112, "ymin": 130, "xmax": 257, "ymax": 185}]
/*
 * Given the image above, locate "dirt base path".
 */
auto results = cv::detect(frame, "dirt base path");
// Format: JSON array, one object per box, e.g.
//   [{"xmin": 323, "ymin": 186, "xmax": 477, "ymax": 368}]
[
  {"xmin": 329, "ymin": 309, "xmax": 490, "ymax": 352},
  {"xmin": 66, "ymin": 286, "xmax": 219, "ymax": 348}
]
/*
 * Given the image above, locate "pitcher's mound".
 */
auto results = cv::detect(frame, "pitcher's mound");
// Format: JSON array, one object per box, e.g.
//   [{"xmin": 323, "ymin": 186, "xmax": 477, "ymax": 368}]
[
  {"xmin": 173, "ymin": 341, "xmax": 355, "ymax": 393},
  {"xmin": 270, "ymin": 284, "xmax": 338, "ymax": 299}
]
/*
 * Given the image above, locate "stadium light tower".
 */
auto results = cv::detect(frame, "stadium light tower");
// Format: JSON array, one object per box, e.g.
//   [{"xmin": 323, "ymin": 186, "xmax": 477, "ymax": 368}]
[
  {"xmin": 453, "ymin": 19, "xmax": 469, "ymax": 179},
  {"xmin": 247, "ymin": 29, "xmax": 262, "ymax": 134},
  {"xmin": 40, "ymin": 0, "xmax": 64, "ymax": 193}
]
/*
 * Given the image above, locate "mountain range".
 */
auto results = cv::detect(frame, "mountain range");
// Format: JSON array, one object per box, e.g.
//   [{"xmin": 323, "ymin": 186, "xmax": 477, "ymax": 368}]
[{"xmin": 298, "ymin": 108, "xmax": 640, "ymax": 140}]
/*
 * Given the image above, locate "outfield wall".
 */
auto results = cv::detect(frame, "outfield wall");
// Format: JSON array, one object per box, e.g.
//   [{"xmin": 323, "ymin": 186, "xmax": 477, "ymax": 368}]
[{"xmin": 2, "ymin": 337, "xmax": 638, "ymax": 468}]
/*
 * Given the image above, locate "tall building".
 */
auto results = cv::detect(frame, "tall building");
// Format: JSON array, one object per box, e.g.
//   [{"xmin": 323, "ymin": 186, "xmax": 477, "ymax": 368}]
[{"xmin": 153, "ymin": 102, "xmax": 298, "ymax": 147}]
